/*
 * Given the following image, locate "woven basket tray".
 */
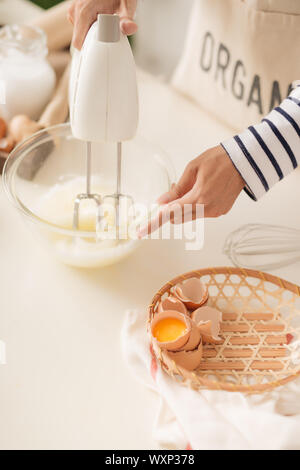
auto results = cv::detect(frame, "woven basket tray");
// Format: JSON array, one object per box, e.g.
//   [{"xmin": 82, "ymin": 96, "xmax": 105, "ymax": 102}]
[{"xmin": 148, "ymin": 267, "xmax": 300, "ymax": 394}]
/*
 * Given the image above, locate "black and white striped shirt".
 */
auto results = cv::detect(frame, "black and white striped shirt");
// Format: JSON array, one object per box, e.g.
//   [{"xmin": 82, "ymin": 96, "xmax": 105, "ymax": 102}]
[{"xmin": 222, "ymin": 84, "xmax": 300, "ymax": 201}]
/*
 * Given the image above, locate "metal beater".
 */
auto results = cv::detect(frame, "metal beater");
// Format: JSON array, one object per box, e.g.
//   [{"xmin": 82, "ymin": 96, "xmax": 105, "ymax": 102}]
[
  {"xmin": 72, "ymin": 141, "xmax": 102, "ymax": 231},
  {"xmin": 101, "ymin": 142, "xmax": 135, "ymax": 239}
]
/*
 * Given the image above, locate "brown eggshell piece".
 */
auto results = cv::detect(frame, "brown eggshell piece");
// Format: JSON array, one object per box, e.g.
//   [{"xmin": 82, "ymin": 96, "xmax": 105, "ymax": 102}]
[
  {"xmin": 165, "ymin": 339, "xmax": 203, "ymax": 371},
  {"xmin": 151, "ymin": 310, "xmax": 191, "ymax": 351},
  {"xmin": 0, "ymin": 117, "xmax": 7, "ymax": 139},
  {"xmin": 174, "ymin": 277, "xmax": 208, "ymax": 309},
  {"xmin": 191, "ymin": 306, "xmax": 223, "ymax": 344},
  {"xmin": 176, "ymin": 319, "xmax": 201, "ymax": 352},
  {"xmin": 158, "ymin": 295, "xmax": 187, "ymax": 315}
]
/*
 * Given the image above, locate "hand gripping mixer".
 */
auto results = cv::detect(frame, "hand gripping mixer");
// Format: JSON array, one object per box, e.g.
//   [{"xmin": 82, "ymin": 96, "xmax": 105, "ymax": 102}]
[{"xmin": 69, "ymin": 14, "xmax": 138, "ymax": 239}]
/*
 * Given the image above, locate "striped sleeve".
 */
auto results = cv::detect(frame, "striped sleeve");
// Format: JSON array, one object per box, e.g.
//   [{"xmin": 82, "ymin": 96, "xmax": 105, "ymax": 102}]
[{"xmin": 221, "ymin": 84, "xmax": 300, "ymax": 200}]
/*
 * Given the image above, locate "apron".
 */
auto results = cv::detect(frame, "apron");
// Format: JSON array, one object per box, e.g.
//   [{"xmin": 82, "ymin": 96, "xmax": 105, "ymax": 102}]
[{"xmin": 172, "ymin": 0, "xmax": 300, "ymax": 132}]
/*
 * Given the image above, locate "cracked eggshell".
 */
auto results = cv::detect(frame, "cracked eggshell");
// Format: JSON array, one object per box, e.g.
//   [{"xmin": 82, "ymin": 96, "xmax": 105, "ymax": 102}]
[
  {"xmin": 165, "ymin": 338, "xmax": 203, "ymax": 371},
  {"xmin": 158, "ymin": 295, "xmax": 187, "ymax": 315},
  {"xmin": 176, "ymin": 319, "xmax": 201, "ymax": 351},
  {"xmin": 174, "ymin": 277, "xmax": 208, "ymax": 310},
  {"xmin": 150, "ymin": 310, "xmax": 191, "ymax": 351},
  {"xmin": 191, "ymin": 306, "xmax": 223, "ymax": 344}
]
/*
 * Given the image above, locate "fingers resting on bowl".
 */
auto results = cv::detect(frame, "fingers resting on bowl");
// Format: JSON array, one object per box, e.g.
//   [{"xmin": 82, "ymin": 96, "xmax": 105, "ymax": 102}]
[{"xmin": 137, "ymin": 145, "xmax": 245, "ymax": 239}]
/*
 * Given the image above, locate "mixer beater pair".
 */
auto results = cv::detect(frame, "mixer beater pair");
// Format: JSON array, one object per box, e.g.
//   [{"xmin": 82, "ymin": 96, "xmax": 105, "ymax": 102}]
[{"xmin": 72, "ymin": 141, "xmax": 134, "ymax": 240}]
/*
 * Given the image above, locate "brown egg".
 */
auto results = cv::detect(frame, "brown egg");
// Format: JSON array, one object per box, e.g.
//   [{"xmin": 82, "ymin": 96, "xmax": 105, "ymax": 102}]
[
  {"xmin": 191, "ymin": 306, "xmax": 222, "ymax": 344},
  {"xmin": 9, "ymin": 115, "xmax": 43, "ymax": 143},
  {"xmin": 158, "ymin": 295, "xmax": 187, "ymax": 315},
  {"xmin": 151, "ymin": 310, "xmax": 191, "ymax": 351},
  {"xmin": 165, "ymin": 338, "xmax": 203, "ymax": 371},
  {"xmin": 0, "ymin": 136, "xmax": 14, "ymax": 153},
  {"xmin": 0, "ymin": 117, "xmax": 7, "ymax": 139},
  {"xmin": 174, "ymin": 277, "xmax": 208, "ymax": 309}
]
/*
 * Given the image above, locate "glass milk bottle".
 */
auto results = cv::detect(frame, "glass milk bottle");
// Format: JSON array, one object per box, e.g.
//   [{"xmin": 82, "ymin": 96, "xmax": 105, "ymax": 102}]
[{"xmin": 0, "ymin": 24, "xmax": 56, "ymax": 121}]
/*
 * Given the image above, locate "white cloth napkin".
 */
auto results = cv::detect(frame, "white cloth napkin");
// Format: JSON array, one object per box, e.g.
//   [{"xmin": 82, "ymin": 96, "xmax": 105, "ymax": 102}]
[{"xmin": 121, "ymin": 309, "xmax": 300, "ymax": 450}]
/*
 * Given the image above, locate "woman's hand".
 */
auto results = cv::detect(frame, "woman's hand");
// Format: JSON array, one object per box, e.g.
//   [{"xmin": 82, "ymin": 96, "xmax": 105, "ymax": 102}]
[
  {"xmin": 137, "ymin": 145, "xmax": 245, "ymax": 238},
  {"xmin": 68, "ymin": 0, "xmax": 138, "ymax": 50}
]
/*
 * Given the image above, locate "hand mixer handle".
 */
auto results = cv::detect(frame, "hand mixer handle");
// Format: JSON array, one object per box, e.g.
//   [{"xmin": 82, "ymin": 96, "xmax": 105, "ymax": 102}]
[
  {"xmin": 70, "ymin": 14, "xmax": 139, "ymax": 143},
  {"xmin": 97, "ymin": 14, "xmax": 120, "ymax": 43}
]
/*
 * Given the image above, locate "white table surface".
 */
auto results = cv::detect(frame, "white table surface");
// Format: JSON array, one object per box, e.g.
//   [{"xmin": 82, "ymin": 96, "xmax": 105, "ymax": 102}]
[{"xmin": 1, "ymin": 71, "xmax": 300, "ymax": 450}]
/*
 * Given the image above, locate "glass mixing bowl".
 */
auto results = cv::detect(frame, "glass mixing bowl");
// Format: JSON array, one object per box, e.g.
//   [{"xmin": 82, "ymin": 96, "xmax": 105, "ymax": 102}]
[{"xmin": 3, "ymin": 123, "xmax": 174, "ymax": 268}]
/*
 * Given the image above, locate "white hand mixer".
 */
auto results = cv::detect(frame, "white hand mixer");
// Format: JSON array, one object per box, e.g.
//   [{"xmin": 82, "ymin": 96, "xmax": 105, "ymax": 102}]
[{"xmin": 69, "ymin": 14, "xmax": 138, "ymax": 238}]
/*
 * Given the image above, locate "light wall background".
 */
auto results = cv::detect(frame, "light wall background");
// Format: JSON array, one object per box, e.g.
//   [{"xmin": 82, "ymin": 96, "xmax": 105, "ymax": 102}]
[
  {"xmin": 1, "ymin": 0, "xmax": 195, "ymax": 80},
  {"xmin": 134, "ymin": 0, "xmax": 195, "ymax": 79}
]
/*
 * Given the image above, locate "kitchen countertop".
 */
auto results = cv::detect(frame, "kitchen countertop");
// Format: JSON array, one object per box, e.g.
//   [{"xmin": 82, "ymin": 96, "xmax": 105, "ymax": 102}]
[{"xmin": 1, "ymin": 71, "xmax": 300, "ymax": 450}]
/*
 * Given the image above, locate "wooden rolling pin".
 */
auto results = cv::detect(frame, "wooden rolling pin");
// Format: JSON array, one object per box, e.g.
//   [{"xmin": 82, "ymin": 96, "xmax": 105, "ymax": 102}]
[
  {"xmin": 28, "ymin": 1, "xmax": 73, "ymax": 53},
  {"xmin": 48, "ymin": 50, "xmax": 71, "ymax": 80}
]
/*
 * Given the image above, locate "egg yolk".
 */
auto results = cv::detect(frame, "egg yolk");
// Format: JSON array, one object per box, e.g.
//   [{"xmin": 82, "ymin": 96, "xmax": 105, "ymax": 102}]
[{"xmin": 153, "ymin": 318, "xmax": 187, "ymax": 343}]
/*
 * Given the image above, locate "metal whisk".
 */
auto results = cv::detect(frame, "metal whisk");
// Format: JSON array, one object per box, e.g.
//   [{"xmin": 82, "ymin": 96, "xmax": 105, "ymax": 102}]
[{"xmin": 224, "ymin": 224, "xmax": 300, "ymax": 271}]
